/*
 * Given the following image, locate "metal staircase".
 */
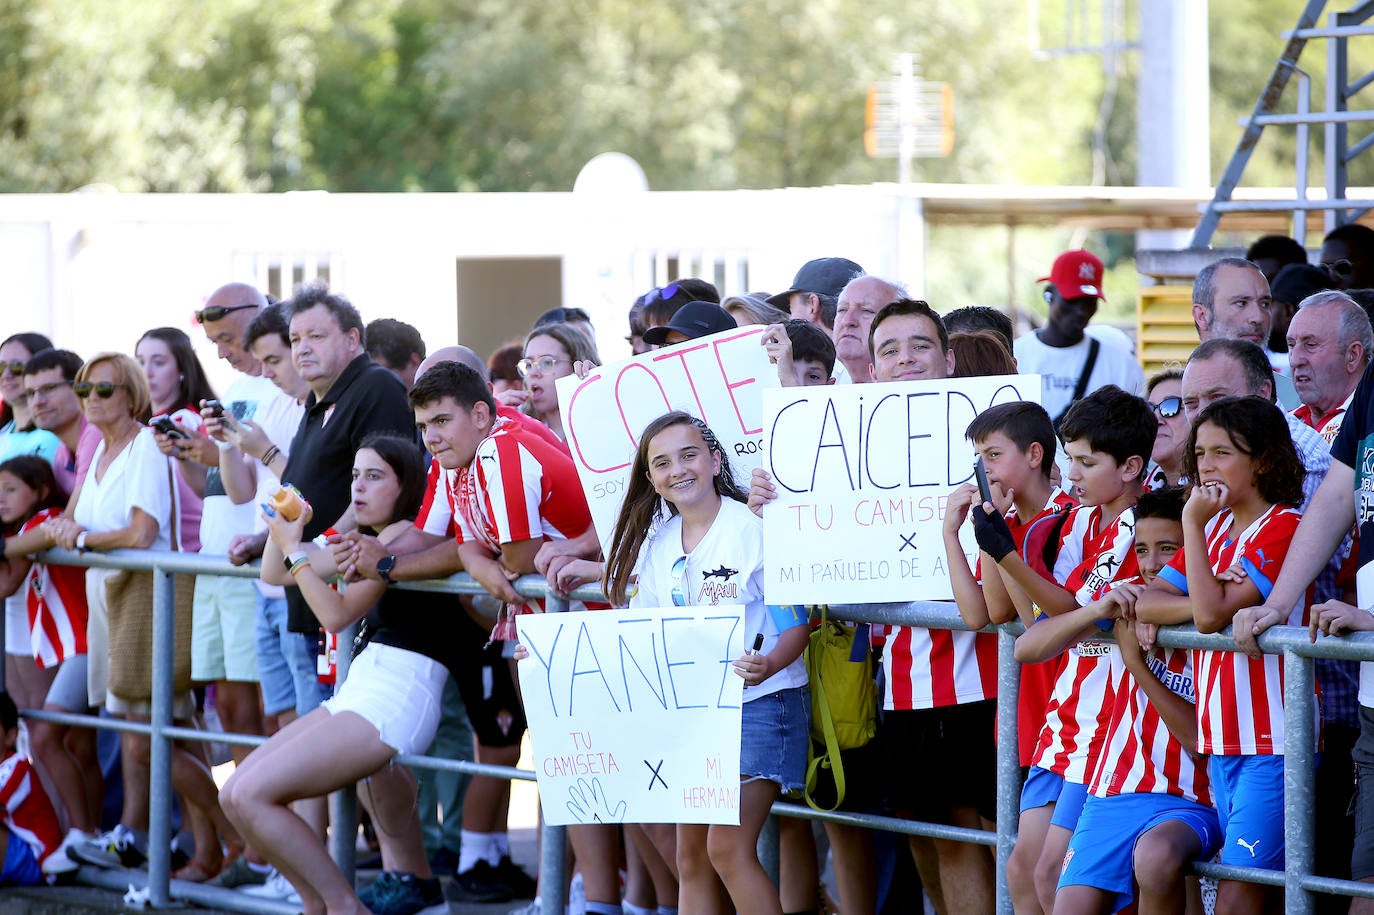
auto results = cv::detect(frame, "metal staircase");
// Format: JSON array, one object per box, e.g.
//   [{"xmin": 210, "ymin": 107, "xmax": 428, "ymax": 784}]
[{"xmin": 1193, "ymin": 0, "xmax": 1374, "ymax": 246}]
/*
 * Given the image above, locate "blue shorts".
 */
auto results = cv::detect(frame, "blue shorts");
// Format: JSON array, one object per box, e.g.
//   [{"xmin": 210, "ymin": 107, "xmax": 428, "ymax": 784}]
[
  {"xmin": 741, "ymin": 686, "xmax": 809, "ymax": 794},
  {"xmin": 1, "ymin": 832, "xmax": 41, "ymax": 886},
  {"xmin": 253, "ymin": 592, "xmax": 330, "ymax": 718},
  {"xmin": 1019, "ymin": 767, "xmax": 1089, "ymax": 830},
  {"xmin": 1059, "ymin": 792, "xmax": 1222, "ymax": 908},
  {"xmin": 1210, "ymin": 754, "xmax": 1285, "ymax": 868}
]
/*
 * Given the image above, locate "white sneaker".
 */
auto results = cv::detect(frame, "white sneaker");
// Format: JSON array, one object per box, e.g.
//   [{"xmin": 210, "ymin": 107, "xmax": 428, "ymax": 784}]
[
  {"xmin": 506, "ymin": 901, "xmax": 542, "ymax": 915},
  {"xmin": 240, "ymin": 868, "xmax": 302, "ymax": 905},
  {"xmin": 41, "ymin": 827, "xmax": 88, "ymax": 875}
]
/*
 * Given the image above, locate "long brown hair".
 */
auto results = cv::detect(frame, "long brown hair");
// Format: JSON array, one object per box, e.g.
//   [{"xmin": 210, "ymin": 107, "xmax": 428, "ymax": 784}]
[{"xmin": 603, "ymin": 411, "xmax": 746, "ymax": 606}]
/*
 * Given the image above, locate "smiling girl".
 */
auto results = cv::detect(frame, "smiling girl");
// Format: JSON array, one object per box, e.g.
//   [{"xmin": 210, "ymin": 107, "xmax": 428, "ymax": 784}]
[{"xmin": 603, "ymin": 411, "xmax": 808, "ymax": 915}]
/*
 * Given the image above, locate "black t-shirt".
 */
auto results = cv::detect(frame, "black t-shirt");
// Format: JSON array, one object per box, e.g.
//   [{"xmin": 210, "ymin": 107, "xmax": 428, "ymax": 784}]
[
  {"xmin": 1330, "ymin": 360, "xmax": 1374, "ymax": 573},
  {"xmin": 356, "ymin": 587, "xmax": 475, "ymax": 677},
  {"xmin": 281, "ymin": 353, "xmax": 414, "ymax": 631}
]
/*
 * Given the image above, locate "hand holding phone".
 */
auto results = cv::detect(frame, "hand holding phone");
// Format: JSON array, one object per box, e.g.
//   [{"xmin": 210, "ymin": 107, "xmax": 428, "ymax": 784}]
[
  {"xmin": 151, "ymin": 417, "xmax": 189, "ymax": 441},
  {"xmin": 974, "ymin": 457, "xmax": 992, "ymax": 505}
]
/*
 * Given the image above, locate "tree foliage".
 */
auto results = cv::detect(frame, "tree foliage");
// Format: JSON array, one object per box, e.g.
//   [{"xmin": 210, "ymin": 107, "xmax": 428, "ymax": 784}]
[{"xmin": 0, "ymin": 0, "xmax": 1363, "ymax": 196}]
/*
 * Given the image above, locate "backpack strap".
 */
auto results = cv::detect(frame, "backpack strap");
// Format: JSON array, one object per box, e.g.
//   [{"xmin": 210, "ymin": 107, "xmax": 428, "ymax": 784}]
[{"xmin": 804, "ymin": 605, "xmax": 846, "ymax": 812}]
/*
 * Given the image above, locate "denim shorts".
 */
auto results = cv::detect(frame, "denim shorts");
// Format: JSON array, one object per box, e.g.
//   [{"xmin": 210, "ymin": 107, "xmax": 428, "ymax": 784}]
[
  {"xmin": 254, "ymin": 592, "xmax": 329, "ymax": 718},
  {"xmin": 740, "ymin": 686, "xmax": 810, "ymax": 793}
]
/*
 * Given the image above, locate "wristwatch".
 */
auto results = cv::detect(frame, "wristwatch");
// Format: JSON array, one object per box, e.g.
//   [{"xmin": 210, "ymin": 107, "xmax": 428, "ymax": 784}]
[
  {"xmin": 75, "ymin": 531, "xmax": 88, "ymax": 553},
  {"xmin": 377, "ymin": 555, "xmax": 398, "ymax": 586}
]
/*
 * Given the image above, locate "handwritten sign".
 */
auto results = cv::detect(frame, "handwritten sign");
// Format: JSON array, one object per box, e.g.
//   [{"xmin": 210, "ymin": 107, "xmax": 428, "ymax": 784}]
[
  {"xmin": 557, "ymin": 326, "xmax": 777, "ymax": 554},
  {"xmin": 517, "ymin": 606, "xmax": 746, "ymax": 825},
  {"xmin": 761, "ymin": 374, "xmax": 1041, "ymax": 604}
]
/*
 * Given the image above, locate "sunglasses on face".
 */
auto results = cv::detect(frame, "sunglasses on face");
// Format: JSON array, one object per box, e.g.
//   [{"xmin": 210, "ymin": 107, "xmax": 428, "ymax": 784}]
[
  {"xmin": 74, "ymin": 381, "xmax": 127, "ymax": 399},
  {"xmin": 194, "ymin": 303, "xmax": 257, "ymax": 324},
  {"xmin": 1150, "ymin": 395, "xmax": 1182, "ymax": 418},
  {"xmin": 2, "ymin": 360, "xmax": 26, "ymax": 376},
  {"xmin": 24, "ymin": 380, "xmax": 72, "ymax": 400}
]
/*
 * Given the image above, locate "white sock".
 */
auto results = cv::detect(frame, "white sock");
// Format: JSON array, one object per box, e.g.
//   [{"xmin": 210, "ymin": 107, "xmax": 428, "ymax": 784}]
[
  {"xmin": 585, "ymin": 904, "xmax": 622, "ymax": 915},
  {"xmin": 487, "ymin": 831, "xmax": 509, "ymax": 864},
  {"xmin": 622, "ymin": 904, "xmax": 654, "ymax": 915},
  {"xmin": 458, "ymin": 831, "xmax": 491, "ymax": 874}
]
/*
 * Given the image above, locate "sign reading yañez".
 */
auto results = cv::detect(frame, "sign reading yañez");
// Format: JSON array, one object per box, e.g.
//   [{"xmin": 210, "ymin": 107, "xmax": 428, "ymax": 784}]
[
  {"xmin": 761, "ymin": 374, "xmax": 1040, "ymax": 605},
  {"xmin": 557, "ymin": 326, "xmax": 777, "ymax": 554},
  {"xmin": 516, "ymin": 606, "xmax": 746, "ymax": 826}
]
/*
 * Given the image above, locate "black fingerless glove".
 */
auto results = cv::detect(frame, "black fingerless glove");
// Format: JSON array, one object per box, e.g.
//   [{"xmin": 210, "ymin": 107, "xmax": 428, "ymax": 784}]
[{"xmin": 971, "ymin": 504, "xmax": 1016, "ymax": 562}]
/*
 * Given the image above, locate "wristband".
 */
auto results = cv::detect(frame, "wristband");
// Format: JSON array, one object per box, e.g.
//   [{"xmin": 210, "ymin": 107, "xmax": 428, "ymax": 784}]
[
  {"xmin": 75, "ymin": 531, "xmax": 89, "ymax": 553},
  {"xmin": 261, "ymin": 445, "xmax": 280, "ymax": 466},
  {"xmin": 283, "ymin": 550, "xmax": 308, "ymax": 574}
]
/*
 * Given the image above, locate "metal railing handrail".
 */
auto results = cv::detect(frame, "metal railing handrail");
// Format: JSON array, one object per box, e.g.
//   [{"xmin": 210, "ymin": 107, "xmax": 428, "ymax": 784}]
[{"xmin": 22, "ymin": 546, "xmax": 1373, "ymax": 913}]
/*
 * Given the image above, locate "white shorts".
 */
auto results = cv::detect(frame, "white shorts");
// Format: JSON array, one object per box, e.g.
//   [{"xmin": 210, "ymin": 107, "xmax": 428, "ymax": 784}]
[
  {"xmin": 5, "ymin": 593, "xmax": 30, "ymax": 656},
  {"xmin": 323, "ymin": 642, "xmax": 446, "ymax": 754}
]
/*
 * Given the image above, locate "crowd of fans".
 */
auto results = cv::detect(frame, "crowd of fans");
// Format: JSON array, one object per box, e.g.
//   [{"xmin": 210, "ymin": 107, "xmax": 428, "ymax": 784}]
[{"xmin": 2, "ymin": 224, "xmax": 1374, "ymax": 915}]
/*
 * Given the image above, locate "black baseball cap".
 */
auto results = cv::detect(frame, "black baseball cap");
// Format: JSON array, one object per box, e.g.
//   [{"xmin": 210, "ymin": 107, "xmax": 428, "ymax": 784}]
[
  {"xmin": 642, "ymin": 301, "xmax": 737, "ymax": 345},
  {"xmin": 767, "ymin": 257, "xmax": 865, "ymax": 307}
]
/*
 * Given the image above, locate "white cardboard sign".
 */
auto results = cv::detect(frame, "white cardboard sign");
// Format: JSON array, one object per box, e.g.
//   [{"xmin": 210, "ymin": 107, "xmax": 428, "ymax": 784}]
[
  {"xmin": 761, "ymin": 374, "xmax": 1041, "ymax": 604},
  {"xmin": 556, "ymin": 326, "xmax": 777, "ymax": 554},
  {"xmin": 516, "ymin": 606, "xmax": 746, "ymax": 826}
]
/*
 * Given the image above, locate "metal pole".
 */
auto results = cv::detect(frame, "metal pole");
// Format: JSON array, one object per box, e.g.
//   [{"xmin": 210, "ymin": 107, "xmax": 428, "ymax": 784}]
[
  {"xmin": 995, "ymin": 628, "xmax": 1020, "ymax": 915},
  {"xmin": 147, "ymin": 567, "xmax": 176, "ymax": 908},
  {"xmin": 1284, "ymin": 648, "xmax": 1316, "ymax": 915},
  {"xmin": 330, "ymin": 622, "xmax": 359, "ymax": 883},
  {"xmin": 539, "ymin": 821, "xmax": 567, "ymax": 915}
]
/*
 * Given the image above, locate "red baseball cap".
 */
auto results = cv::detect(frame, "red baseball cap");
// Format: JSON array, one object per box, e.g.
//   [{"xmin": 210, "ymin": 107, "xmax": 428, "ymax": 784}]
[{"xmin": 1037, "ymin": 250, "xmax": 1105, "ymax": 300}]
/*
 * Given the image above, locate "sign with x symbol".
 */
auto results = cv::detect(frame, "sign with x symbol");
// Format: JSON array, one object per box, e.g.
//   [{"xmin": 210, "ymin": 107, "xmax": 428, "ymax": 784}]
[{"xmin": 645, "ymin": 759, "xmax": 668, "ymax": 791}]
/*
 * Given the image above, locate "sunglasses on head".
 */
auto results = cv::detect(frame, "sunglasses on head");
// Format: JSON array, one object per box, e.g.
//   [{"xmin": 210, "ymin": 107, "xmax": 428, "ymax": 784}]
[
  {"xmin": 1150, "ymin": 395, "xmax": 1182, "ymax": 418},
  {"xmin": 640, "ymin": 283, "xmax": 682, "ymax": 307},
  {"xmin": 2, "ymin": 360, "xmax": 26, "ymax": 376},
  {"xmin": 195, "ymin": 303, "xmax": 257, "ymax": 324},
  {"xmin": 74, "ymin": 381, "xmax": 127, "ymax": 399}
]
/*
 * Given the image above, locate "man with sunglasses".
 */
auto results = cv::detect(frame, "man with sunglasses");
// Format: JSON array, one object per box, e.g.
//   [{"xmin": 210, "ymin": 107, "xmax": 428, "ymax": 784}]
[
  {"xmin": 1321, "ymin": 223, "xmax": 1374, "ymax": 291},
  {"xmin": 22, "ymin": 349, "xmax": 98, "ymax": 497},
  {"xmin": 1012, "ymin": 249, "xmax": 1144, "ymax": 427}
]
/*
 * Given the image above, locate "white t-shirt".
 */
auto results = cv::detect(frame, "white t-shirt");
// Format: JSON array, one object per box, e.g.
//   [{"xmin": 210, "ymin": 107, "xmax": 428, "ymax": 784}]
[
  {"xmin": 200, "ymin": 374, "xmax": 285, "ymax": 554},
  {"xmin": 1013, "ymin": 330, "xmax": 1145, "ymax": 422},
  {"xmin": 631, "ymin": 498, "xmax": 807, "ymax": 701},
  {"xmin": 72, "ymin": 429, "xmax": 173, "ymax": 551}
]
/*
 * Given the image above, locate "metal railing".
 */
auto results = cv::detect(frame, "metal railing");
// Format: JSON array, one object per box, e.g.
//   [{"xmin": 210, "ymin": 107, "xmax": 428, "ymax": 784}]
[{"xmin": 19, "ymin": 546, "xmax": 1374, "ymax": 914}]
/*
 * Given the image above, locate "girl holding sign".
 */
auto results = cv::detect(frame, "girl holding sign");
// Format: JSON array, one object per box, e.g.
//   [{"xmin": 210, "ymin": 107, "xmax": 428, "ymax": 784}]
[{"xmin": 605, "ymin": 411, "xmax": 810, "ymax": 915}]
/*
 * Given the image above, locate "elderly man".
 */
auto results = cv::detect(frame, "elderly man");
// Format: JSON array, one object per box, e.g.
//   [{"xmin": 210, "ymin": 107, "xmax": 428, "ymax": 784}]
[
  {"xmin": 1283, "ymin": 291, "xmax": 1373, "ymax": 908},
  {"xmin": 829, "ymin": 274, "xmax": 906, "ymax": 384},
  {"xmin": 767, "ymin": 256, "xmax": 865, "ymax": 331}
]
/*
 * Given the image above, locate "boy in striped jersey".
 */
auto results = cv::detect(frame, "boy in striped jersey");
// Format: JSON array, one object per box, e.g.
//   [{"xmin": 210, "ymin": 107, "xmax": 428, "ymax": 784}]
[
  {"xmin": 1017, "ymin": 487, "xmax": 1220, "ymax": 914},
  {"xmin": 975, "ymin": 385, "xmax": 1158, "ymax": 914}
]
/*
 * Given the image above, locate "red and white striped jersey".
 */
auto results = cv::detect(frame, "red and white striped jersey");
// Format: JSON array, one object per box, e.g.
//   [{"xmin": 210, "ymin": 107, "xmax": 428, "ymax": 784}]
[
  {"xmin": 416, "ymin": 406, "xmax": 568, "ymax": 539},
  {"xmin": 881, "ymin": 627, "xmax": 997, "ymax": 710},
  {"xmin": 0, "ymin": 750, "xmax": 61, "ymax": 866},
  {"xmin": 21, "ymin": 509, "xmax": 88, "ymax": 669},
  {"xmin": 1089, "ymin": 646, "xmax": 1210, "ymax": 805},
  {"xmin": 1156, "ymin": 504, "xmax": 1304, "ymax": 755},
  {"xmin": 1029, "ymin": 503, "xmax": 1137, "ymax": 781},
  {"xmin": 449, "ymin": 413, "xmax": 592, "ymax": 613}
]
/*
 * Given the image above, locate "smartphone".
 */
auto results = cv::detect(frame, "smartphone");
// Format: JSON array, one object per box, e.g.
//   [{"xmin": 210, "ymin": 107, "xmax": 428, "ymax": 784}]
[
  {"xmin": 202, "ymin": 399, "xmax": 225, "ymax": 418},
  {"xmin": 974, "ymin": 456, "xmax": 992, "ymax": 505},
  {"xmin": 151, "ymin": 416, "xmax": 189, "ymax": 441}
]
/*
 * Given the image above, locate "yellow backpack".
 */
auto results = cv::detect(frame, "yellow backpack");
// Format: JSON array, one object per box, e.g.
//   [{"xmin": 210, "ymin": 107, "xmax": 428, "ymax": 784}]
[{"xmin": 804, "ymin": 605, "xmax": 878, "ymax": 812}]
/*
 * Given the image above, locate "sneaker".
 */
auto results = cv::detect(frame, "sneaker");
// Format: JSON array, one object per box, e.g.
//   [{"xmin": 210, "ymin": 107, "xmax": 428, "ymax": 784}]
[
  {"xmin": 447, "ymin": 859, "xmax": 513, "ymax": 904},
  {"xmin": 41, "ymin": 828, "xmax": 87, "ymax": 876},
  {"xmin": 67, "ymin": 825, "xmax": 146, "ymax": 870},
  {"xmin": 428, "ymin": 846, "xmax": 460, "ymax": 877},
  {"xmin": 506, "ymin": 901, "xmax": 542, "ymax": 915},
  {"xmin": 361, "ymin": 870, "xmax": 447, "ymax": 915},
  {"xmin": 216, "ymin": 855, "xmax": 271, "ymax": 888},
  {"xmin": 495, "ymin": 855, "xmax": 537, "ymax": 899},
  {"xmin": 240, "ymin": 868, "xmax": 302, "ymax": 906}
]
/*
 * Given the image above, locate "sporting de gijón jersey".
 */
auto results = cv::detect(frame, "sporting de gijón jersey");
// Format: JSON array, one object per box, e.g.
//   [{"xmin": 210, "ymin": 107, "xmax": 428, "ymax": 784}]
[
  {"xmin": 1156, "ymin": 504, "xmax": 1304, "ymax": 755},
  {"xmin": 1089, "ymin": 646, "xmax": 1210, "ymax": 805},
  {"xmin": 449, "ymin": 414, "xmax": 592, "ymax": 614},
  {"xmin": 1029, "ymin": 505, "xmax": 1137, "ymax": 781},
  {"xmin": 0, "ymin": 750, "xmax": 61, "ymax": 866},
  {"xmin": 21, "ymin": 508, "xmax": 88, "ymax": 668},
  {"xmin": 881, "ymin": 625, "xmax": 997, "ymax": 710}
]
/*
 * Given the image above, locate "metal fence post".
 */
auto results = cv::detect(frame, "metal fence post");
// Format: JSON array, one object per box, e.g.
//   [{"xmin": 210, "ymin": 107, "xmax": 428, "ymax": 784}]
[
  {"xmin": 147, "ymin": 566, "xmax": 176, "ymax": 908},
  {"xmin": 1284, "ymin": 647, "xmax": 1316, "ymax": 915},
  {"xmin": 540, "ymin": 820, "xmax": 567, "ymax": 914},
  {"xmin": 330, "ymin": 622, "xmax": 359, "ymax": 884},
  {"xmin": 995, "ymin": 627, "xmax": 1020, "ymax": 915}
]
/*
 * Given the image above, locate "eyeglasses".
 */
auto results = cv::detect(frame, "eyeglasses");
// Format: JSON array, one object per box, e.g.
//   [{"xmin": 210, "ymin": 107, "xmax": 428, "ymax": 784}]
[
  {"xmin": 2, "ymin": 360, "xmax": 26, "ymax": 376},
  {"xmin": 194, "ymin": 303, "xmax": 258, "ymax": 324},
  {"xmin": 640, "ymin": 283, "xmax": 681, "ymax": 306},
  {"xmin": 1149, "ymin": 395, "xmax": 1182, "ymax": 418},
  {"xmin": 23, "ymin": 380, "xmax": 72, "ymax": 400},
  {"xmin": 74, "ymin": 381, "xmax": 127, "ymax": 399},
  {"xmin": 516, "ymin": 355, "xmax": 571, "ymax": 378}
]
